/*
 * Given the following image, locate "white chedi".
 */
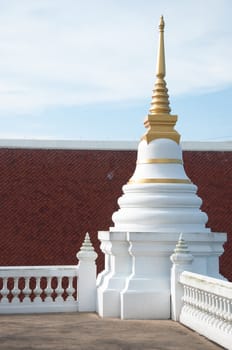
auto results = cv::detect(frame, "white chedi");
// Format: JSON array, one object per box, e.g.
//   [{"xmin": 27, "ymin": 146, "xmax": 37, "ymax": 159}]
[
  {"xmin": 112, "ymin": 138, "xmax": 209, "ymax": 233},
  {"xmin": 97, "ymin": 16, "xmax": 226, "ymax": 320}
]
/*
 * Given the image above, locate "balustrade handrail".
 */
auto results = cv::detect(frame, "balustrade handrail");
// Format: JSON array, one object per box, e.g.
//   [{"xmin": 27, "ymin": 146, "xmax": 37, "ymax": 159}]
[
  {"xmin": 180, "ymin": 271, "xmax": 232, "ymax": 298},
  {"xmin": 0, "ymin": 265, "xmax": 79, "ymax": 314},
  {"xmin": 0, "ymin": 265, "xmax": 79, "ymax": 278}
]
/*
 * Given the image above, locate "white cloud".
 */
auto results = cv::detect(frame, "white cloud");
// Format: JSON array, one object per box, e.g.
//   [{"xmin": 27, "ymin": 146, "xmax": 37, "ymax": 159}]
[{"xmin": 0, "ymin": 0, "xmax": 231, "ymax": 113}]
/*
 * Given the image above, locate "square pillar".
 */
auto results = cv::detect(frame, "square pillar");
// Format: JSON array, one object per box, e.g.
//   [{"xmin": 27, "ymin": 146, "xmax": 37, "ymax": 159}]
[{"xmin": 97, "ymin": 231, "xmax": 131, "ymax": 318}]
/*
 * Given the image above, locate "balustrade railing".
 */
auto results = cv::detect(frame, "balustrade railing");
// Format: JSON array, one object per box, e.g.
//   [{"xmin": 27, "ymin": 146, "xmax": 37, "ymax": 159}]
[
  {"xmin": 0, "ymin": 266, "xmax": 78, "ymax": 314},
  {"xmin": 0, "ymin": 233, "xmax": 98, "ymax": 314},
  {"xmin": 179, "ymin": 271, "xmax": 232, "ymax": 350}
]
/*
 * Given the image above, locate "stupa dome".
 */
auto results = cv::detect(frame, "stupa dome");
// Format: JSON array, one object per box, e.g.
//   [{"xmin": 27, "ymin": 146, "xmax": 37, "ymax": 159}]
[{"xmin": 111, "ymin": 17, "xmax": 209, "ymax": 233}]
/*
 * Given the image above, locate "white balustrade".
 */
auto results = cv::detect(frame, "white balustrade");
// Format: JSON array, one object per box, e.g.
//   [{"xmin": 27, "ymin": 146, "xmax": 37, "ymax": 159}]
[
  {"xmin": 0, "ymin": 232, "xmax": 98, "ymax": 314},
  {"xmin": 170, "ymin": 235, "xmax": 232, "ymax": 349},
  {"xmin": 179, "ymin": 271, "xmax": 232, "ymax": 350},
  {"xmin": 0, "ymin": 266, "xmax": 79, "ymax": 314}
]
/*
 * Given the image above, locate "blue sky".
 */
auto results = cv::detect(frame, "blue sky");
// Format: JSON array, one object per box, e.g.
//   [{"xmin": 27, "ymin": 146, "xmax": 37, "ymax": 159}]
[{"xmin": 0, "ymin": 0, "xmax": 231, "ymax": 141}]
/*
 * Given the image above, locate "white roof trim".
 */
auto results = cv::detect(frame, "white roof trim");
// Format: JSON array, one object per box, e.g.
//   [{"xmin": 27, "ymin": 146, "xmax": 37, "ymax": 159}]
[
  {"xmin": 182, "ymin": 141, "xmax": 232, "ymax": 151},
  {"xmin": 0, "ymin": 139, "xmax": 138, "ymax": 150},
  {"xmin": 0, "ymin": 139, "xmax": 231, "ymax": 151}
]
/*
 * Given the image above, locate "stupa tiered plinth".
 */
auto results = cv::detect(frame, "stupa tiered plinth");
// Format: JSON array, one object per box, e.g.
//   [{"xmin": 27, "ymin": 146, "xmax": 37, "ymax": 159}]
[{"xmin": 96, "ymin": 17, "xmax": 226, "ymax": 319}]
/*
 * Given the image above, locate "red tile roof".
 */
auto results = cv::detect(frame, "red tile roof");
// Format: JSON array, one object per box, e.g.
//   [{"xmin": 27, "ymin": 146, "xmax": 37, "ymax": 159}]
[
  {"xmin": 0, "ymin": 148, "xmax": 231, "ymax": 280},
  {"xmin": 183, "ymin": 151, "xmax": 232, "ymax": 280}
]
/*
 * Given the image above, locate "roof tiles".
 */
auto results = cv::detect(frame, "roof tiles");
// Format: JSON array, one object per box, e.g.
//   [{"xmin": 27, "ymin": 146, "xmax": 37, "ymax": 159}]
[{"xmin": 0, "ymin": 148, "xmax": 231, "ymax": 280}]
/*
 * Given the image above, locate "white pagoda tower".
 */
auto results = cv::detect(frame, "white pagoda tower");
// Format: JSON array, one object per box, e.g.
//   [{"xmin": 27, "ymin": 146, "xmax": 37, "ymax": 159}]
[{"xmin": 96, "ymin": 16, "xmax": 226, "ymax": 319}]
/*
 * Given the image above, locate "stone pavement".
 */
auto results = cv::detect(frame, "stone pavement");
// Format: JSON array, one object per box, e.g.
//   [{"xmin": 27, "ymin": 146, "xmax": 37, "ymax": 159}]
[{"xmin": 0, "ymin": 313, "xmax": 224, "ymax": 350}]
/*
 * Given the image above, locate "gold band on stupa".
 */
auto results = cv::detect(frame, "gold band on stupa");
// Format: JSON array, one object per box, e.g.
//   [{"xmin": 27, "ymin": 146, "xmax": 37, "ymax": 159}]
[
  {"xmin": 142, "ymin": 16, "xmax": 180, "ymax": 144},
  {"xmin": 128, "ymin": 178, "xmax": 191, "ymax": 184},
  {"xmin": 136, "ymin": 158, "xmax": 183, "ymax": 165}
]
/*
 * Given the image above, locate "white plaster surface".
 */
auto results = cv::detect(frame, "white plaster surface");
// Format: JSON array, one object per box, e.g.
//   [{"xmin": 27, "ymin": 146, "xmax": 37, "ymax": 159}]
[{"xmin": 112, "ymin": 139, "xmax": 209, "ymax": 232}]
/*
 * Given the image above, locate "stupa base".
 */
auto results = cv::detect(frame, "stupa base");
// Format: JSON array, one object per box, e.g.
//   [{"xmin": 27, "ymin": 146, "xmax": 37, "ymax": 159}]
[
  {"xmin": 121, "ymin": 289, "xmax": 170, "ymax": 319},
  {"xmin": 97, "ymin": 288, "xmax": 121, "ymax": 318},
  {"xmin": 96, "ymin": 230, "xmax": 226, "ymax": 319},
  {"xmin": 96, "ymin": 231, "xmax": 131, "ymax": 318}
]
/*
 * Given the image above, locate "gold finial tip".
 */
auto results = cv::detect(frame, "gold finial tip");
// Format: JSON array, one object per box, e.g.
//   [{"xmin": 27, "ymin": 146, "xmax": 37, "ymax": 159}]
[{"xmin": 159, "ymin": 15, "xmax": 165, "ymax": 30}]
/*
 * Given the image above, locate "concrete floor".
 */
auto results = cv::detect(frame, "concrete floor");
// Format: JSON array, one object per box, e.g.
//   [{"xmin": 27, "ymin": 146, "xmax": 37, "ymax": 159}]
[{"xmin": 0, "ymin": 313, "xmax": 224, "ymax": 350}]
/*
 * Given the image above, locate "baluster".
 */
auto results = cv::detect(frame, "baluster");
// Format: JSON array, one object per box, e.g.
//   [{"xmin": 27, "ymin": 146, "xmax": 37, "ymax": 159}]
[
  {"xmin": 202, "ymin": 291, "xmax": 206, "ymax": 312},
  {"xmin": 186, "ymin": 286, "xmax": 190, "ymax": 304},
  {"xmin": 186, "ymin": 286, "xmax": 190, "ymax": 306},
  {"xmin": 181, "ymin": 284, "xmax": 186, "ymax": 312},
  {"xmin": 189, "ymin": 286, "xmax": 192, "ymax": 301},
  {"xmin": 66, "ymin": 276, "xmax": 75, "ymax": 301},
  {"xmin": 218, "ymin": 297, "xmax": 222, "ymax": 316},
  {"xmin": 191, "ymin": 287, "xmax": 194, "ymax": 306},
  {"xmin": 196, "ymin": 288, "xmax": 200, "ymax": 316},
  {"xmin": 194, "ymin": 289, "xmax": 200, "ymax": 317},
  {"xmin": 215, "ymin": 296, "xmax": 219, "ymax": 318},
  {"xmin": 194, "ymin": 288, "xmax": 197, "ymax": 307},
  {"xmin": 197, "ymin": 289, "xmax": 200, "ymax": 308},
  {"xmin": 207, "ymin": 292, "xmax": 210, "ymax": 312},
  {"xmin": 0, "ymin": 277, "xmax": 9, "ymax": 303},
  {"xmin": 200, "ymin": 290, "xmax": 204, "ymax": 312},
  {"xmin": 191, "ymin": 288, "xmax": 196, "ymax": 315},
  {"xmin": 211, "ymin": 294, "xmax": 216, "ymax": 317},
  {"xmin": 186, "ymin": 285, "xmax": 192, "ymax": 314},
  {"xmin": 227, "ymin": 299, "xmax": 232, "ymax": 323},
  {"xmin": 182, "ymin": 285, "xmax": 186, "ymax": 303},
  {"xmin": 185, "ymin": 286, "xmax": 189, "ymax": 304},
  {"xmin": 33, "ymin": 277, "xmax": 42, "ymax": 303},
  {"xmin": 216, "ymin": 297, "xmax": 224, "ymax": 328},
  {"xmin": 201, "ymin": 291, "xmax": 206, "ymax": 321},
  {"xmin": 205, "ymin": 292, "xmax": 210, "ymax": 321},
  {"xmin": 202, "ymin": 291, "xmax": 205, "ymax": 310},
  {"xmin": 182, "ymin": 285, "xmax": 186, "ymax": 301},
  {"xmin": 209, "ymin": 293, "xmax": 214, "ymax": 317},
  {"xmin": 190, "ymin": 287, "xmax": 195, "ymax": 315},
  {"xmin": 196, "ymin": 289, "xmax": 200, "ymax": 309},
  {"xmin": 229, "ymin": 300, "xmax": 232, "ymax": 321},
  {"xmin": 225, "ymin": 300, "xmax": 232, "ymax": 333},
  {"xmin": 214, "ymin": 295, "xmax": 219, "ymax": 324},
  {"xmin": 221, "ymin": 297, "xmax": 225, "ymax": 319},
  {"xmin": 185, "ymin": 285, "xmax": 188, "ymax": 299},
  {"xmin": 220, "ymin": 297, "xmax": 225, "ymax": 319},
  {"xmin": 200, "ymin": 290, "xmax": 204, "ymax": 318},
  {"xmin": 212, "ymin": 294, "xmax": 218, "ymax": 326},
  {"xmin": 197, "ymin": 289, "xmax": 201, "ymax": 309},
  {"xmin": 55, "ymin": 276, "xmax": 64, "ymax": 302},
  {"xmin": 185, "ymin": 286, "xmax": 191, "ymax": 313},
  {"xmin": 220, "ymin": 298, "xmax": 227, "ymax": 331},
  {"xmin": 218, "ymin": 297, "xmax": 224, "ymax": 325},
  {"xmin": 23, "ymin": 277, "xmax": 31, "ymax": 303},
  {"xmin": 11, "ymin": 277, "xmax": 20, "ymax": 304},
  {"xmin": 210, "ymin": 293, "xmax": 215, "ymax": 325},
  {"xmin": 207, "ymin": 292, "xmax": 211, "ymax": 315},
  {"xmin": 44, "ymin": 276, "xmax": 53, "ymax": 302}
]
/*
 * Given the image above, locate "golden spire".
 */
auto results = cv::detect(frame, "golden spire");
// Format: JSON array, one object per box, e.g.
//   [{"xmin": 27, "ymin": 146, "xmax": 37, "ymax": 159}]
[
  {"xmin": 143, "ymin": 16, "xmax": 180, "ymax": 144},
  {"xmin": 150, "ymin": 15, "xmax": 170, "ymax": 114},
  {"xmin": 156, "ymin": 16, "xmax": 166, "ymax": 79}
]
